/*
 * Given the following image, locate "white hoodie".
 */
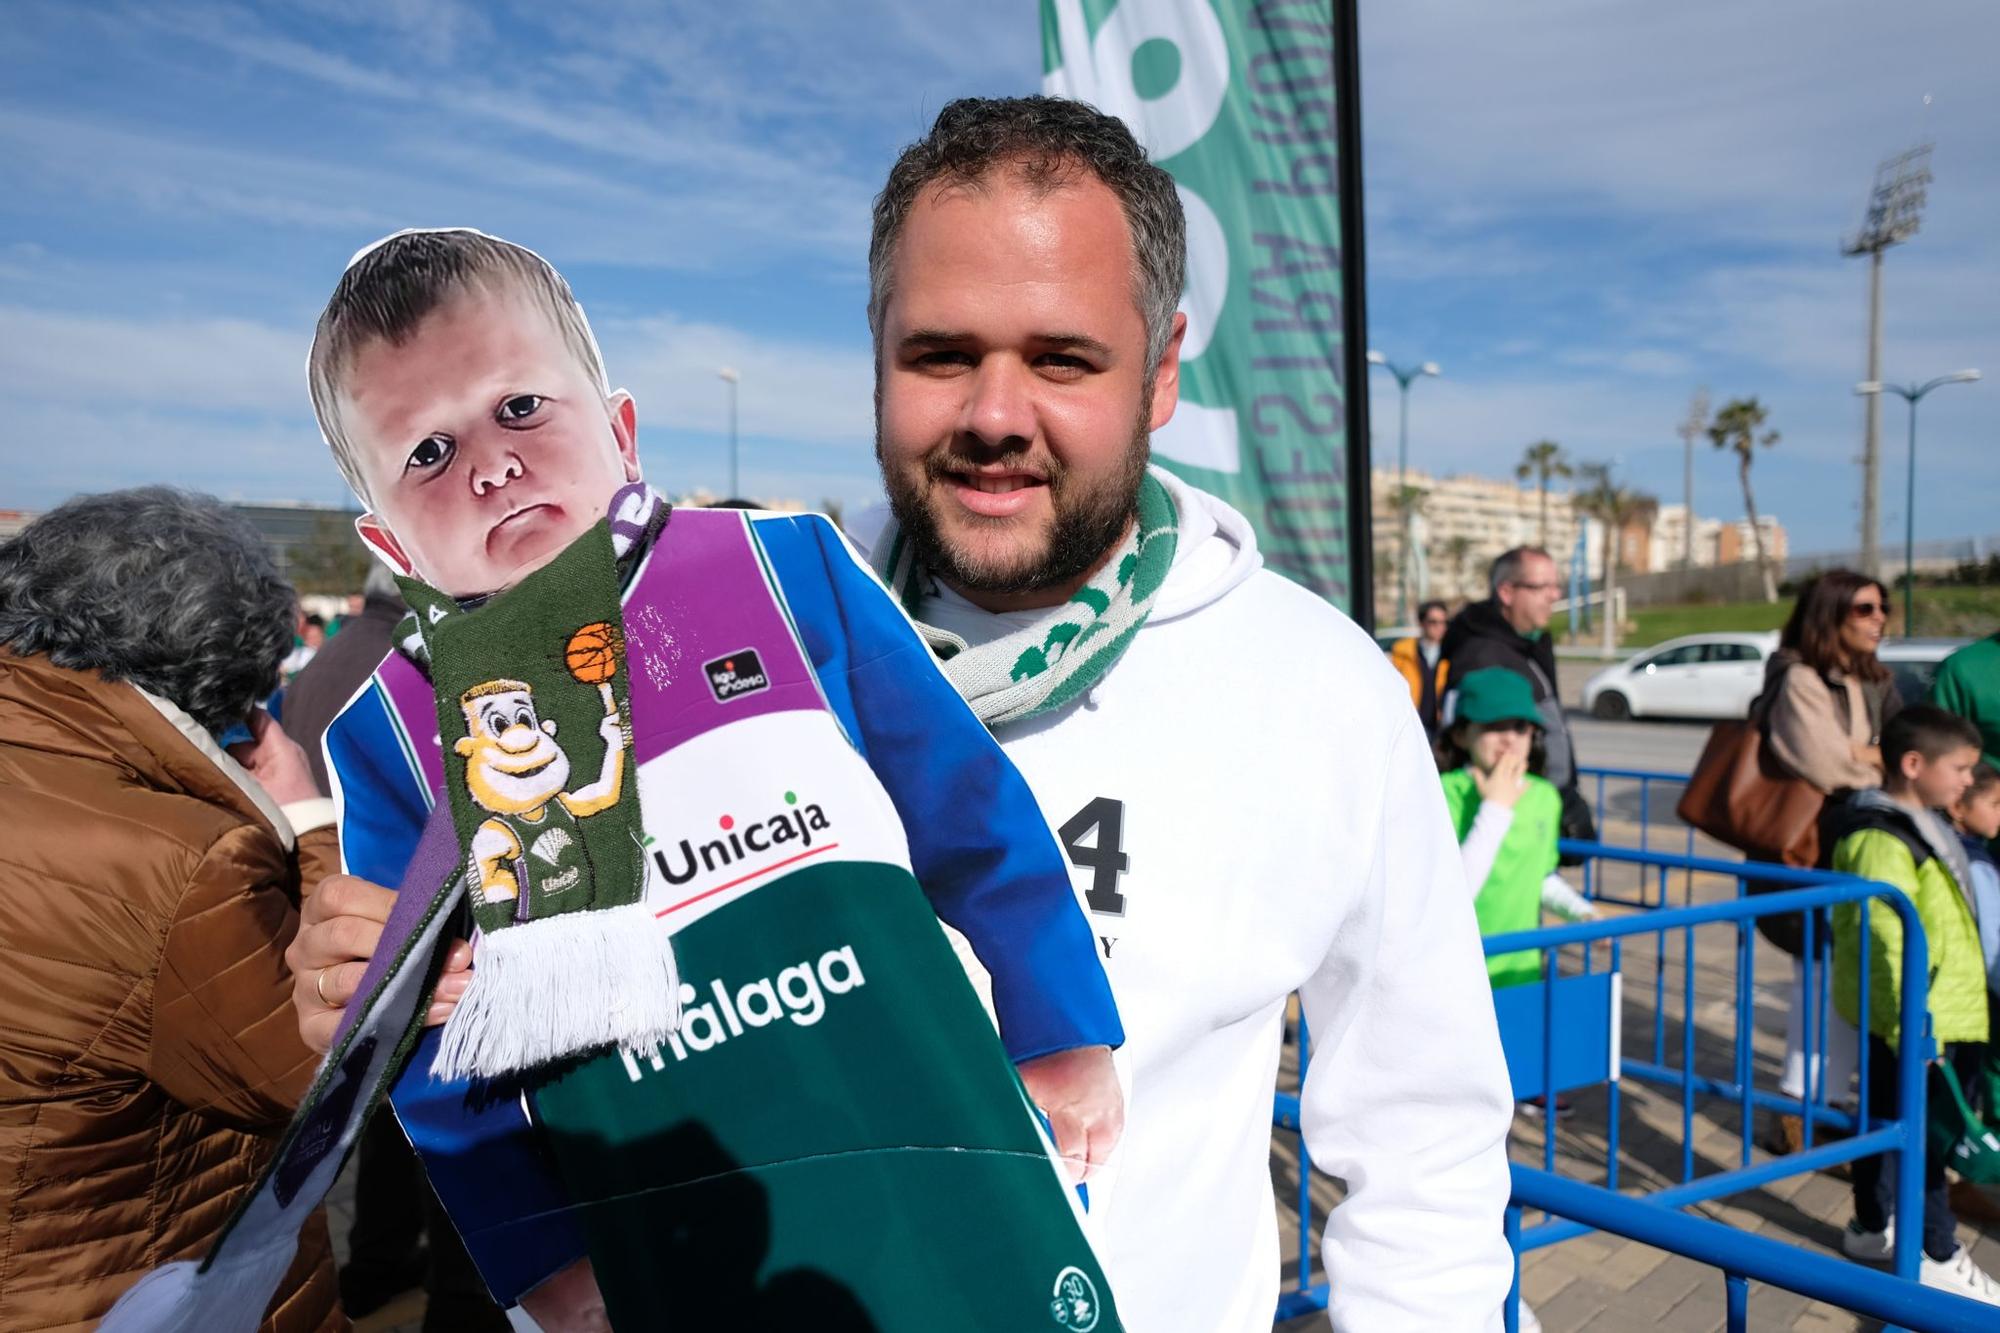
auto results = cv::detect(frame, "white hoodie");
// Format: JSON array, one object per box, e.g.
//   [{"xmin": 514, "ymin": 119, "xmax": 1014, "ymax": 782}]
[{"xmin": 854, "ymin": 469, "xmax": 1516, "ymax": 1332}]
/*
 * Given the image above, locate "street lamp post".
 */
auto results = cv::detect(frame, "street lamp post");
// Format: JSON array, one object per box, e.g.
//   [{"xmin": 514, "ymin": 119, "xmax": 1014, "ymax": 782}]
[
  {"xmin": 1365, "ymin": 350, "xmax": 1441, "ymax": 626},
  {"xmin": 717, "ymin": 367, "xmax": 741, "ymax": 498},
  {"xmin": 1854, "ymin": 369, "xmax": 1980, "ymax": 634}
]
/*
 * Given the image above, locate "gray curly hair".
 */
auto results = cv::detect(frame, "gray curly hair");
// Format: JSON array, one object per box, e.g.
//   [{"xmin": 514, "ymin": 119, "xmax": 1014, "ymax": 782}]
[{"xmin": 0, "ymin": 488, "xmax": 296, "ymax": 735}]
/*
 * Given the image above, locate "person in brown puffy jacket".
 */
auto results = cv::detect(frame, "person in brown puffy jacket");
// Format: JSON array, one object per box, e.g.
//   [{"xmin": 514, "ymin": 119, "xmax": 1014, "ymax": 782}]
[{"xmin": 0, "ymin": 488, "xmax": 346, "ymax": 1331}]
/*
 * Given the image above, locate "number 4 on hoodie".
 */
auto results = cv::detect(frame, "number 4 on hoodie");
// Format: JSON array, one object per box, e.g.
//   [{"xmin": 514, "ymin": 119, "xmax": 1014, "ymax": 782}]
[{"xmin": 1061, "ymin": 796, "xmax": 1128, "ymax": 916}]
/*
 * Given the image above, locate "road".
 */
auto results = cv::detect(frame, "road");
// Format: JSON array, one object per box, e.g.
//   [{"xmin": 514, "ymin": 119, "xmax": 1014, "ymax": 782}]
[
  {"xmin": 1557, "ymin": 658, "xmax": 1712, "ymax": 777},
  {"xmin": 1568, "ymin": 713, "xmax": 1709, "ymax": 777}
]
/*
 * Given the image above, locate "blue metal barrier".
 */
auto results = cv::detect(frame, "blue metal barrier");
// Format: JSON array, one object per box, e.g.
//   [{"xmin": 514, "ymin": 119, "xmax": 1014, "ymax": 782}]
[
  {"xmin": 1493, "ymin": 870, "xmax": 1932, "ymax": 1332},
  {"xmin": 1575, "ymin": 764, "xmax": 1699, "ymax": 907},
  {"xmin": 1272, "ymin": 846, "xmax": 1936, "ymax": 1330},
  {"xmin": 1510, "ymin": 1166, "xmax": 1996, "ymax": 1331}
]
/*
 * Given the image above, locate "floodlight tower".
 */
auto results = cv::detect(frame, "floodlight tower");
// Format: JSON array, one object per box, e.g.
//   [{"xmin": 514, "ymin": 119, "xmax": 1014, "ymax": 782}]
[{"xmin": 1843, "ymin": 144, "xmax": 1932, "ymax": 578}]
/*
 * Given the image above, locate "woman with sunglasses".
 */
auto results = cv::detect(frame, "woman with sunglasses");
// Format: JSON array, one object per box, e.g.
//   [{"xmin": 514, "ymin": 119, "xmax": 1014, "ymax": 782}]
[{"xmin": 1760, "ymin": 569, "xmax": 1901, "ymax": 1153}]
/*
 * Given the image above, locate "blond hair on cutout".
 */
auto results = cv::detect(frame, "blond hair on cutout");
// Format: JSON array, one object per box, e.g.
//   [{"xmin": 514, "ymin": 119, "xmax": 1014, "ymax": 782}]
[
  {"xmin": 308, "ymin": 228, "xmax": 609, "ymax": 505},
  {"xmin": 461, "ymin": 678, "xmax": 534, "ymax": 707}
]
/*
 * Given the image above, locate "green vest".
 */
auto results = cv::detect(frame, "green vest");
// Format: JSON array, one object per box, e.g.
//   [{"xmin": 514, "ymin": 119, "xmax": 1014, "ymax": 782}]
[
  {"xmin": 1441, "ymin": 769, "xmax": 1561, "ymax": 988},
  {"xmin": 491, "ymin": 799, "xmax": 596, "ymax": 921}
]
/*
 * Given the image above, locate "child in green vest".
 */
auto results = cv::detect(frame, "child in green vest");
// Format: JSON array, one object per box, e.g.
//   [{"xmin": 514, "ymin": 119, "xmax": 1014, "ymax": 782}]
[
  {"xmin": 1438, "ymin": 668, "xmax": 1597, "ymax": 992},
  {"xmin": 1829, "ymin": 706, "xmax": 2000, "ymax": 1304}
]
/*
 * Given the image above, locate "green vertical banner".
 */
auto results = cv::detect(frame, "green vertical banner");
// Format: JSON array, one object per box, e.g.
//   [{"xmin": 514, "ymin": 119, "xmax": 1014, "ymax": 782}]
[{"xmin": 1043, "ymin": 0, "xmax": 1368, "ymax": 611}]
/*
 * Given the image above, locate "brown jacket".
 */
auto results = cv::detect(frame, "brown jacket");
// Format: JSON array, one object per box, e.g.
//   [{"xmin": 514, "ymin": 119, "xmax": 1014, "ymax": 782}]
[{"xmin": 0, "ymin": 650, "xmax": 344, "ymax": 1331}]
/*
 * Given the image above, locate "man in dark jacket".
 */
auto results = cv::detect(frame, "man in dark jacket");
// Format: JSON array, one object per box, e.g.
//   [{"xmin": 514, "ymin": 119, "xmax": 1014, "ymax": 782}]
[
  {"xmin": 1442, "ymin": 546, "xmax": 1597, "ymax": 847},
  {"xmin": 283, "ymin": 562, "xmax": 405, "ymax": 795}
]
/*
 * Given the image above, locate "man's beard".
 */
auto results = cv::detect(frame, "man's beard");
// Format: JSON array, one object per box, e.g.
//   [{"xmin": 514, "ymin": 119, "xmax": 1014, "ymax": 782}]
[{"xmin": 879, "ymin": 410, "xmax": 1151, "ymax": 599}]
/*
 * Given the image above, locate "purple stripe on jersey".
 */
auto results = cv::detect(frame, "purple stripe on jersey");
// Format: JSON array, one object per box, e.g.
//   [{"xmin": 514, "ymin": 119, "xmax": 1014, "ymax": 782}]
[
  {"xmin": 372, "ymin": 508, "xmax": 822, "ymax": 778},
  {"xmin": 378, "ymin": 652, "xmax": 448, "ymax": 796}
]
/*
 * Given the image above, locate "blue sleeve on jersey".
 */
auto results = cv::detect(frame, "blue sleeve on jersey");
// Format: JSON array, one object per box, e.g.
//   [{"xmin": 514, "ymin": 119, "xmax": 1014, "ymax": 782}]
[
  {"xmin": 327, "ymin": 683, "xmax": 587, "ymax": 1299},
  {"xmin": 753, "ymin": 512, "xmax": 1123, "ymax": 1063},
  {"xmin": 325, "ymin": 684, "xmax": 430, "ymax": 885}
]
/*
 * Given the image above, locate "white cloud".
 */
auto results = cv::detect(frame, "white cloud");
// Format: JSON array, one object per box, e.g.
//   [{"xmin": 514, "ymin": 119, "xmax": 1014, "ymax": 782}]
[
  {"xmin": 599, "ymin": 313, "xmax": 875, "ymax": 447},
  {"xmin": 0, "ymin": 305, "xmax": 308, "ymax": 414},
  {"xmin": 1362, "ymin": 0, "xmax": 2000, "ymax": 241},
  {"xmin": 0, "ymin": 299, "xmax": 886, "ymax": 510}
]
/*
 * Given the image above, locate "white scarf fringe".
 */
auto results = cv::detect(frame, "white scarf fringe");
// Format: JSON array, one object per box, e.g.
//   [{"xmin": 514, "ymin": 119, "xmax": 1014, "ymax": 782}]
[{"xmin": 431, "ymin": 902, "xmax": 681, "ymax": 1081}]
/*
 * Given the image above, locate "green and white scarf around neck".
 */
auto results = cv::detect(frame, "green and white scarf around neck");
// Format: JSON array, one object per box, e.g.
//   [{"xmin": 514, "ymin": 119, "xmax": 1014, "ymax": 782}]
[{"xmin": 871, "ymin": 472, "xmax": 1177, "ymax": 726}]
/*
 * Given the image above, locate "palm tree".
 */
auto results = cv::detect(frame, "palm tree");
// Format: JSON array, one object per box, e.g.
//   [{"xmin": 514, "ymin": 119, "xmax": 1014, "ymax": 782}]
[
  {"xmin": 1387, "ymin": 484, "xmax": 1430, "ymax": 617},
  {"xmin": 1572, "ymin": 463, "xmax": 1659, "ymax": 652},
  {"xmin": 1675, "ymin": 389, "xmax": 1711, "ymax": 571},
  {"xmin": 1515, "ymin": 440, "xmax": 1572, "ymax": 548},
  {"xmin": 1442, "ymin": 534, "xmax": 1475, "ymax": 600},
  {"xmin": 1708, "ymin": 398, "xmax": 1780, "ymax": 603}
]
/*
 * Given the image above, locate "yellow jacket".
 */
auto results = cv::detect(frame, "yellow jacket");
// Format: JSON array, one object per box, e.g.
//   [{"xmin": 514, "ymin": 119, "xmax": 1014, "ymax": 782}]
[{"xmin": 1390, "ymin": 637, "xmax": 1449, "ymax": 721}]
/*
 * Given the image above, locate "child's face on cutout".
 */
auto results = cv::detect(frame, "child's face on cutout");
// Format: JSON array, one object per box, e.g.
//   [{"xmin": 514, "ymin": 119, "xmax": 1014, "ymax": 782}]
[
  {"xmin": 343, "ymin": 285, "xmax": 639, "ymax": 598},
  {"xmin": 1907, "ymin": 744, "xmax": 1980, "ymax": 811},
  {"xmin": 1953, "ymin": 782, "xmax": 2000, "ymax": 841}
]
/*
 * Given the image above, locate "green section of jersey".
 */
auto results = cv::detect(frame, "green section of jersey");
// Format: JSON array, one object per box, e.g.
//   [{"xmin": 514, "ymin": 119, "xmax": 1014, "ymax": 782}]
[
  {"xmin": 530, "ymin": 859, "xmax": 1118, "ymax": 1332},
  {"xmin": 1442, "ymin": 769, "xmax": 1562, "ymax": 988}
]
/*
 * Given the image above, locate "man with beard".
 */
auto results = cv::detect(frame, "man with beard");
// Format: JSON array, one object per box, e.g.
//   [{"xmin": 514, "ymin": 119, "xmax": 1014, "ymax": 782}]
[{"xmin": 849, "ymin": 97, "xmax": 1515, "ymax": 1332}]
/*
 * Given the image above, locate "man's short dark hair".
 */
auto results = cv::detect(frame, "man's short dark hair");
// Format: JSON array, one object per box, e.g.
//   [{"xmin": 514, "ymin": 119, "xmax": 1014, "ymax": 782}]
[
  {"xmin": 1882, "ymin": 705, "xmax": 1982, "ymax": 771},
  {"xmin": 1417, "ymin": 600, "xmax": 1448, "ymax": 622},
  {"xmin": 0, "ymin": 488, "xmax": 295, "ymax": 735},
  {"xmin": 1489, "ymin": 546, "xmax": 1554, "ymax": 595},
  {"xmin": 868, "ymin": 96, "xmax": 1187, "ymax": 371}
]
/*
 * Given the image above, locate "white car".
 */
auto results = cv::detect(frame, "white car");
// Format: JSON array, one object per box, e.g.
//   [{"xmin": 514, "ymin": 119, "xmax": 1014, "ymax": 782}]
[{"xmin": 1582, "ymin": 632, "xmax": 1780, "ymax": 721}]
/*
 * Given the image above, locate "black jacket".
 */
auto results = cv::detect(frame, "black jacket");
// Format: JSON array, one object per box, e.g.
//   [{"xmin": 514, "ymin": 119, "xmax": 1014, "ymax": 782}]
[
  {"xmin": 1440, "ymin": 599, "xmax": 1577, "ymax": 788},
  {"xmin": 280, "ymin": 589, "xmax": 403, "ymax": 796},
  {"xmin": 1439, "ymin": 598, "xmax": 1596, "ymax": 851}
]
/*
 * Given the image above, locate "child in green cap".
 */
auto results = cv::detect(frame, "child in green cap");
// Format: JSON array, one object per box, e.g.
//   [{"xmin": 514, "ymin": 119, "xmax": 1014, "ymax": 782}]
[{"xmin": 1438, "ymin": 667, "xmax": 1598, "ymax": 992}]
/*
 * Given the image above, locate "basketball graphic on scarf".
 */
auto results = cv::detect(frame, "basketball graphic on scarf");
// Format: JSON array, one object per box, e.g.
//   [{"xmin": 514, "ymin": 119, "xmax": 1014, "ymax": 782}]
[{"xmin": 564, "ymin": 621, "xmax": 621, "ymax": 684}]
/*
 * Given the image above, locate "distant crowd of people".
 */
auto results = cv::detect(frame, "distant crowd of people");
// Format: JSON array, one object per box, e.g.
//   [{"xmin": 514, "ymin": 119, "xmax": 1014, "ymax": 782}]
[{"xmin": 1393, "ymin": 557, "xmax": 2000, "ymax": 1306}]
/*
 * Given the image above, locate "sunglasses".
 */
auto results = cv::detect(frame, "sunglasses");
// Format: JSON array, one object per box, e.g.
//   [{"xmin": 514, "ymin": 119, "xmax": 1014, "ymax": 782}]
[{"xmin": 1848, "ymin": 600, "xmax": 1887, "ymax": 620}]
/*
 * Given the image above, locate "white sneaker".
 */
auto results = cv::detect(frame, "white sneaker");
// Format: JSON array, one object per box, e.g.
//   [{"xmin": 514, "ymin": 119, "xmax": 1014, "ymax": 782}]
[
  {"xmin": 1921, "ymin": 1248, "xmax": 2000, "ymax": 1305},
  {"xmin": 1841, "ymin": 1219, "xmax": 1894, "ymax": 1261},
  {"xmin": 1515, "ymin": 1299, "xmax": 1543, "ymax": 1333}
]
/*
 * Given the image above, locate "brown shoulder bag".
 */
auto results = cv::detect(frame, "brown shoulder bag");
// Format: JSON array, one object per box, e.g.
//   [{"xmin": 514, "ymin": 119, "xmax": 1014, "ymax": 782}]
[{"xmin": 1676, "ymin": 705, "xmax": 1824, "ymax": 868}]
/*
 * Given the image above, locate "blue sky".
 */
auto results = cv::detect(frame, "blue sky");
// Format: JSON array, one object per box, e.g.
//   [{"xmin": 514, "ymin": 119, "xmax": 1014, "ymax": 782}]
[{"xmin": 3, "ymin": 0, "xmax": 1995, "ymax": 556}]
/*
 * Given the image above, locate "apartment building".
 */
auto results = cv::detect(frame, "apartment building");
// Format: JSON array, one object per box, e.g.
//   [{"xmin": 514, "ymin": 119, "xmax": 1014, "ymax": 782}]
[{"xmin": 1370, "ymin": 470, "xmax": 1786, "ymax": 618}]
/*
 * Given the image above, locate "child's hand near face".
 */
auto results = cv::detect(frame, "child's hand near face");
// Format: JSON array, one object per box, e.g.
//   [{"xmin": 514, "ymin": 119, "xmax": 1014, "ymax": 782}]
[{"xmin": 1472, "ymin": 749, "xmax": 1529, "ymax": 810}]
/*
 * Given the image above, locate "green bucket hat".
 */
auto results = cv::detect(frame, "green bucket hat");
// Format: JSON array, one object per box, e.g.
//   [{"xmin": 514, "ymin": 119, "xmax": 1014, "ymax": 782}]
[{"xmin": 1454, "ymin": 667, "xmax": 1543, "ymax": 727}]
